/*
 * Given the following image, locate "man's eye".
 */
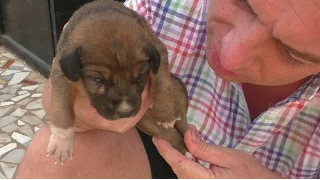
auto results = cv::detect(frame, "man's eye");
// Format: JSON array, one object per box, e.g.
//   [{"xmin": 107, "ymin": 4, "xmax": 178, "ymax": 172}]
[
  {"xmin": 288, "ymin": 52, "xmax": 311, "ymax": 64},
  {"xmin": 283, "ymin": 51, "xmax": 305, "ymax": 66}
]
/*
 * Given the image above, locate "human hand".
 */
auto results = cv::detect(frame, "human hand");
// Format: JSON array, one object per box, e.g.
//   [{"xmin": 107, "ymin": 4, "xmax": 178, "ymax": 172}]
[
  {"xmin": 153, "ymin": 125, "xmax": 284, "ymax": 179},
  {"xmin": 42, "ymin": 75, "xmax": 153, "ymax": 133}
]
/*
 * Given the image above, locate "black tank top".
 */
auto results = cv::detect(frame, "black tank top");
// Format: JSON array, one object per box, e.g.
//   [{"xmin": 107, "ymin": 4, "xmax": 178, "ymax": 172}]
[{"xmin": 137, "ymin": 129, "xmax": 178, "ymax": 179}]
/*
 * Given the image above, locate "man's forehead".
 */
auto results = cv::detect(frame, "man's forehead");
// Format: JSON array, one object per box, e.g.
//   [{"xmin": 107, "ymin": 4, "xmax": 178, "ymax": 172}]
[
  {"xmin": 252, "ymin": 0, "xmax": 320, "ymax": 27},
  {"xmin": 252, "ymin": 0, "xmax": 320, "ymax": 51}
]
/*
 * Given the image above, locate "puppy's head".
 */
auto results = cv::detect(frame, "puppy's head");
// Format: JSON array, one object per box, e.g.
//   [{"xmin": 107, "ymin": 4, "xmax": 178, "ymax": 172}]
[{"xmin": 59, "ymin": 15, "xmax": 160, "ymax": 120}]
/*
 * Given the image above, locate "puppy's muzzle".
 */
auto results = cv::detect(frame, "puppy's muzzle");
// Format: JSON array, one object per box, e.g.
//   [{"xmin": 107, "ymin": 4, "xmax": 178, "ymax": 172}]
[{"xmin": 117, "ymin": 100, "xmax": 135, "ymax": 118}]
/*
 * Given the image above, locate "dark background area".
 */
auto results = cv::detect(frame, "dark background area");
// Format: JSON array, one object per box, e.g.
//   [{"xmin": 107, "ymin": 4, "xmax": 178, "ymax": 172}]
[{"xmin": 0, "ymin": 0, "xmax": 125, "ymax": 77}]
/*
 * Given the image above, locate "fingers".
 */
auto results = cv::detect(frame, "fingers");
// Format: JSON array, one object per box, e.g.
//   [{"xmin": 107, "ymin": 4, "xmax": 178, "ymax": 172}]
[
  {"xmin": 184, "ymin": 125, "xmax": 233, "ymax": 167},
  {"xmin": 153, "ymin": 137, "xmax": 215, "ymax": 179}
]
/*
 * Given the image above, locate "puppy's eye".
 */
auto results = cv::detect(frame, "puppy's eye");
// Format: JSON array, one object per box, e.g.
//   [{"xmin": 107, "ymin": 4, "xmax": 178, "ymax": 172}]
[{"xmin": 87, "ymin": 76, "xmax": 104, "ymax": 83}]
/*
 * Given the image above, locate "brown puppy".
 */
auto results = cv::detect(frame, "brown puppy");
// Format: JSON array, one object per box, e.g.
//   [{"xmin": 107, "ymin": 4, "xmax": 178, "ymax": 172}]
[{"xmin": 47, "ymin": 0, "xmax": 190, "ymax": 164}]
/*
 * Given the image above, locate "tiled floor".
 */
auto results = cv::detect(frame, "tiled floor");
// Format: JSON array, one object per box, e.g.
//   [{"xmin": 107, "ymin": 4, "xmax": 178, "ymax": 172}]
[{"xmin": 0, "ymin": 44, "xmax": 48, "ymax": 178}]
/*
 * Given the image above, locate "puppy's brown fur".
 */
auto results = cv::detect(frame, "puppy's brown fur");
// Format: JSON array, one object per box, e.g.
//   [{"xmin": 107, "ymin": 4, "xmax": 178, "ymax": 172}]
[{"xmin": 48, "ymin": 0, "xmax": 190, "ymax": 163}]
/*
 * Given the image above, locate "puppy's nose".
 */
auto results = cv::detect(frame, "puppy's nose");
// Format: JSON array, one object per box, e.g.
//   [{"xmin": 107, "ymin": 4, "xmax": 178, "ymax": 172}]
[
  {"xmin": 117, "ymin": 109, "xmax": 134, "ymax": 118},
  {"xmin": 117, "ymin": 101, "xmax": 134, "ymax": 118}
]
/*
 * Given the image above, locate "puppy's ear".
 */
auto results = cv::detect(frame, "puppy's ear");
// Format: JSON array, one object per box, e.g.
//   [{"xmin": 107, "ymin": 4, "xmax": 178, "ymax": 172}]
[
  {"xmin": 59, "ymin": 48, "xmax": 82, "ymax": 82},
  {"xmin": 148, "ymin": 45, "xmax": 161, "ymax": 75}
]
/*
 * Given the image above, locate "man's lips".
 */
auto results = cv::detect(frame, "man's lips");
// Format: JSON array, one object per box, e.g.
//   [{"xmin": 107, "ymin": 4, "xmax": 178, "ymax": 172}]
[{"xmin": 210, "ymin": 48, "xmax": 237, "ymax": 76}]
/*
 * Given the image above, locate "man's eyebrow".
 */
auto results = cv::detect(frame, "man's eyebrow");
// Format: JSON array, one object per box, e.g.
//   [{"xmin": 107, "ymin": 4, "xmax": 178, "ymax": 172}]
[{"xmin": 280, "ymin": 41, "xmax": 320, "ymax": 64}]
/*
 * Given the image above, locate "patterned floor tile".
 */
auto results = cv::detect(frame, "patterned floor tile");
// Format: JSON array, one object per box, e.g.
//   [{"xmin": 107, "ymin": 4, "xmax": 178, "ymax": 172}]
[
  {"xmin": 2, "ymin": 123, "xmax": 19, "ymax": 133},
  {"xmin": 0, "ymin": 162, "xmax": 17, "ymax": 179},
  {"xmin": 36, "ymin": 84, "xmax": 45, "ymax": 92},
  {"xmin": 0, "ymin": 60, "xmax": 8, "ymax": 68},
  {"xmin": 21, "ymin": 116, "xmax": 43, "ymax": 127},
  {"xmin": 0, "ymin": 171, "xmax": 6, "ymax": 178},
  {"xmin": 1, "ymin": 60, "xmax": 14, "ymax": 69},
  {"xmin": 2, "ymin": 52, "xmax": 17, "ymax": 59},
  {"xmin": 11, "ymin": 132, "xmax": 31, "ymax": 144},
  {"xmin": 0, "ymin": 106, "xmax": 14, "ymax": 118},
  {"xmin": 17, "ymin": 121, "xmax": 26, "ymax": 126},
  {"xmin": 20, "ymin": 80, "xmax": 38, "ymax": 85},
  {"xmin": 0, "ymin": 134, "xmax": 11, "ymax": 144},
  {"xmin": 0, "ymin": 102, "xmax": 14, "ymax": 107},
  {"xmin": 21, "ymin": 85, "xmax": 38, "ymax": 91},
  {"xmin": 34, "ymin": 127, "xmax": 40, "ymax": 132},
  {"xmin": 0, "ymin": 85, "xmax": 21, "ymax": 94},
  {"xmin": 8, "ymin": 72, "xmax": 30, "ymax": 86},
  {"xmin": 23, "ymin": 67, "xmax": 30, "ymax": 71},
  {"xmin": 16, "ymin": 98, "xmax": 34, "ymax": 106},
  {"xmin": 0, "ymin": 79, "xmax": 6, "ymax": 85},
  {"xmin": 11, "ymin": 108, "xmax": 27, "ymax": 117},
  {"xmin": 25, "ymin": 99, "xmax": 43, "ymax": 110},
  {"xmin": 0, "ymin": 46, "xmax": 48, "ymax": 178},
  {"xmin": 10, "ymin": 93, "xmax": 31, "ymax": 102},
  {"xmin": 1, "ymin": 149, "xmax": 26, "ymax": 164},
  {"xmin": 2, "ymin": 75, "xmax": 13, "ymax": 81},
  {"xmin": 0, "ymin": 95, "xmax": 14, "ymax": 102},
  {"xmin": 30, "ymin": 109, "xmax": 46, "ymax": 119},
  {"xmin": 0, "ymin": 144, "xmax": 17, "ymax": 157},
  {"xmin": 17, "ymin": 125, "xmax": 34, "ymax": 137},
  {"xmin": 17, "ymin": 91, "xmax": 28, "ymax": 95},
  {"xmin": 1, "ymin": 70, "xmax": 22, "ymax": 76},
  {"xmin": 0, "ymin": 47, "xmax": 6, "ymax": 54},
  {"xmin": 31, "ymin": 93, "xmax": 42, "ymax": 98},
  {"xmin": 0, "ymin": 116, "xmax": 18, "ymax": 128}
]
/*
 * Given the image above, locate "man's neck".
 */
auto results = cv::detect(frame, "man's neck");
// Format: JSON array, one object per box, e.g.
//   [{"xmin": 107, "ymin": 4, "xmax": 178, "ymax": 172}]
[{"xmin": 241, "ymin": 77, "xmax": 310, "ymax": 121}]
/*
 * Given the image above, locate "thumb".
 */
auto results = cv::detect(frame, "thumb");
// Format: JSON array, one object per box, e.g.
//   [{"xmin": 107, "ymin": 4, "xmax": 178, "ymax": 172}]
[
  {"xmin": 185, "ymin": 125, "xmax": 234, "ymax": 167},
  {"xmin": 153, "ymin": 137, "xmax": 216, "ymax": 179}
]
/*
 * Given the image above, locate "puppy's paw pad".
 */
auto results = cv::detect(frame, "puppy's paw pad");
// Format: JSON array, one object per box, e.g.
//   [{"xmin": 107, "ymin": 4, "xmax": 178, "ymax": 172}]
[{"xmin": 185, "ymin": 152, "xmax": 195, "ymax": 161}]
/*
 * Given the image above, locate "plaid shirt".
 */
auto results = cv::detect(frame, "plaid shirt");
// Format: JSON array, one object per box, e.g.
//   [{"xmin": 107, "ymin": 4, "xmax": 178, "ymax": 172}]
[{"xmin": 124, "ymin": 0, "xmax": 320, "ymax": 178}]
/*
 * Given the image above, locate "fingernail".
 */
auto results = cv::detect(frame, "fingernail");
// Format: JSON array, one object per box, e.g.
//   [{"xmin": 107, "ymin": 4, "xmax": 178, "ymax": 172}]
[
  {"xmin": 152, "ymin": 137, "xmax": 158, "ymax": 146},
  {"xmin": 190, "ymin": 125, "xmax": 201, "ymax": 144}
]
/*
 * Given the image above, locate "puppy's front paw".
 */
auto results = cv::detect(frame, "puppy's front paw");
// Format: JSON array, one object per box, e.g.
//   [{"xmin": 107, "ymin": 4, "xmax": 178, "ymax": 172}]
[{"xmin": 47, "ymin": 127, "xmax": 74, "ymax": 164}]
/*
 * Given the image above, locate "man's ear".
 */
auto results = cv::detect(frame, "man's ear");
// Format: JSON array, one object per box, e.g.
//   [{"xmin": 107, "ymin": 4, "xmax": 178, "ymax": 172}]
[
  {"xmin": 148, "ymin": 45, "xmax": 161, "ymax": 75},
  {"xmin": 59, "ymin": 48, "xmax": 82, "ymax": 82}
]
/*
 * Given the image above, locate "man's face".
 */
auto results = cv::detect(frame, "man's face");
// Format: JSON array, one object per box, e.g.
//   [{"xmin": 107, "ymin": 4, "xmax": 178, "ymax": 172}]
[{"xmin": 206, "ymin": 0, "xmax": 320, "ymax": 85}]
